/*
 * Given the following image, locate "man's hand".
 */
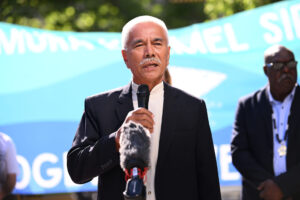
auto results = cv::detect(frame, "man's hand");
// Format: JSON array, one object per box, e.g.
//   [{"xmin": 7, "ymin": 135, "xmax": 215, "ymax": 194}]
[
  {"xmin": 115, "ymin": 108, "xmax": 154, "ymax": 150},
  {"xmin": 258, "ymin": 179, "xmax": 283, "ymax": 200}
]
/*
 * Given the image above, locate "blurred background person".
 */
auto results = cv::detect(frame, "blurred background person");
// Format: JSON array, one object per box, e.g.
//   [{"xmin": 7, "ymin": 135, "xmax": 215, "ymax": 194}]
[
  {"xmin": 231, "ymin": 45, "xmax": 300, "ymax": 200},
  {"xmin": 0, "ymin": 132, "xmax": 19, "ymax": 200},
  {"xmin": 163, "ymin": 68, "xmax": 172, "ymax": 85}
]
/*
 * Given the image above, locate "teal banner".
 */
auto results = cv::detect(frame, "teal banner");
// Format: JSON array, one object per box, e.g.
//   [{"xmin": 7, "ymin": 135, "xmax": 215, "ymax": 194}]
[{"xmin": 1, "ymin": 0, "xmax": 300, "ymax": 194}]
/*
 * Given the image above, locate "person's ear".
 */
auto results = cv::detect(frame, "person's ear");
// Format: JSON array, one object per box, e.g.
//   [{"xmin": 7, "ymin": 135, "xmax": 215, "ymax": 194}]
[
  {"xmin": 263, "ymin": 66, "xmax": 268, "ymax": 76},
  {"xmin": 122, "ymin": 50, "xmax": 129, "ymax": 68}
]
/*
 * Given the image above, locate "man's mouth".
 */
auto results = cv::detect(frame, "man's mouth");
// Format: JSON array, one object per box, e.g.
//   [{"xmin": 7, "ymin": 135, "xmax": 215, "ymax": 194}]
[
  {"xmin": 143, "ymin": 63, "xmax": 158, "ymax": 68},
  {"xmin": 279, "ymin": 74, "xmax": 295, "ymax": 83},
  {"xmin": 139, "ymin": 58, "xmax": 161, "ymax": 67}
]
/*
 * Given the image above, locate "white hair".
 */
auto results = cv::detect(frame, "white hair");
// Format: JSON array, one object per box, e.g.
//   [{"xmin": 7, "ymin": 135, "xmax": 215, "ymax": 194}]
[
  {"xmin": 264, "ymin": 44, "xmax": 281, "ymax": 57},
  {"xmin": 121, "ymin": 15, "xmax": 169, "ymax": 50},
  {"xmin": 264, "ymin": 44, "xmax": 294, "ymax": 64}
]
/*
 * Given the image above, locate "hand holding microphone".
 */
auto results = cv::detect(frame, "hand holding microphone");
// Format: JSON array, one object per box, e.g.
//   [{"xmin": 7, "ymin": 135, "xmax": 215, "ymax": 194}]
[
  {"xmin": 124, "ymin": 109, "xmax": 154, "ymax": 133},
  {"xmin": 130, "ymin": 84, "xmax": 153, "ymax": 132},
  {"xmin": 115, "ymin": 84, "xmax": 153, "ymax": 150}
]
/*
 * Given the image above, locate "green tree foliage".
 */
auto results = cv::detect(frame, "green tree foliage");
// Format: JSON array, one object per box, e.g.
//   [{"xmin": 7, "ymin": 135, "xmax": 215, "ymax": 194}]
[
  {"xmin": 204, "ymin": 0, "xmax": 281, "ymax": 20},
  {"xmin": 0, "ymin": 0, "xmax": 282, "ymax": 32}
]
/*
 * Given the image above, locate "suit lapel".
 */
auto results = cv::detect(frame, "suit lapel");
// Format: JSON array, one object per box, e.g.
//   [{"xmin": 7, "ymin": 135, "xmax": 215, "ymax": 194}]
[
  {"xmin": 116, "ymin": 83, "xmax": 134, "ymax": 124},
  {"xmin": 156, "ymin": 83, "xmax": 178, "ymax": 167},
  {"xmin": 287, "ymin": 85, "xmax": 300, "ymax": 164},
  {"xmin": 259, "ymin": 87, "xmax": 274, "ymax": 150},
  {"xmin": 288, "ymin": 85, "xmax": 300, "ymax": 136}
]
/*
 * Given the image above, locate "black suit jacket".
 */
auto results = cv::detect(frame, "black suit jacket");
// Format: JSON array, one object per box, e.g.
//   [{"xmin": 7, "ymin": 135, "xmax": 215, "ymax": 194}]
[
  {"xmin": 231, "ymin": 85, "xmax": 300, "ymax": 200},
  {"xmin": 67, "ymin": 82, "xmax": 221, "ymax": 200}
]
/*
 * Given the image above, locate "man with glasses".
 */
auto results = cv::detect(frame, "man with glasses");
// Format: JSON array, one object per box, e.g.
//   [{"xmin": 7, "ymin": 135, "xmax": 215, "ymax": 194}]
[{"xmin": 231, "ymin": 45, "xmax": 300, "ymax": 200}]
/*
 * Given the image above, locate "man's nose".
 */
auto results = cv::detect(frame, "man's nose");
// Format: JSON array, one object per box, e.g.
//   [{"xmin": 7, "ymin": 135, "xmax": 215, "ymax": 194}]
[
  {"xmin": 282, "ymin": 64, "xmax": 291, "ymax": 73},
  {"xmin": 145, "ymin": 43, "xmax": 154, "ymax": 57}
]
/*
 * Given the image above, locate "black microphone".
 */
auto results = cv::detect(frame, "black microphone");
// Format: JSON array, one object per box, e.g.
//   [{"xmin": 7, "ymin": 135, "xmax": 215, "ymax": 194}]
[
  {"xmin": 120, "ymin": 121, "xmax": 151, "ymax": 200},
  {"xmin": 137, "ymin": 84, "xmax": 149, "ymax": 109}
]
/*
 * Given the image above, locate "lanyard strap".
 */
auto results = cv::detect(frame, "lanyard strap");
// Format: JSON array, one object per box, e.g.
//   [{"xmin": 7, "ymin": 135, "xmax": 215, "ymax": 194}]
[{"xmin": 272, "ymin": 113, "xmax": 289, "ymax": 143}]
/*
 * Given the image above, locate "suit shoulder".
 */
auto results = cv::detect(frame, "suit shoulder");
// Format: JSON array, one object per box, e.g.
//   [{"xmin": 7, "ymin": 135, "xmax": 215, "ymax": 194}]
[
  {"xmin": 169, "ymin": 85, "xmax": 205, "ymax": 105},
  {"xmin": 85, "ymin": 86, "xmax": 125, "ymax": 103},
  {"xmin": 238, "ymin": 86, "xmax": 267, "ymax": 106},
  {"xmin": 0, "ymin": 132, "xmax": 13, "ymax": 143}
]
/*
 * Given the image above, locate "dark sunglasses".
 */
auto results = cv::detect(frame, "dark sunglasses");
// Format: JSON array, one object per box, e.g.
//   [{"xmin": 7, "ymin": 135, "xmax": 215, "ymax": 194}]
[{"xmin": 265, "ymin": 60, "xmax": 298, "ymax": 71}]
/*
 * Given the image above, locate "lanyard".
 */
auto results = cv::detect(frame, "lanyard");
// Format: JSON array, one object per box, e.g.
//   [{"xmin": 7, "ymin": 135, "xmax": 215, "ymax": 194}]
[{"xmin": 272, "ymin": 112, "xmax": 289, "ymax": 144}]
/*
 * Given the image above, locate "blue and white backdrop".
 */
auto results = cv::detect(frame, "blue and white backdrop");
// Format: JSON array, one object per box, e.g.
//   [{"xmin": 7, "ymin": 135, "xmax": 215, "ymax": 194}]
[{"xmin": 1, "ymin": 0, "xmax": 300, "ymax": 194}]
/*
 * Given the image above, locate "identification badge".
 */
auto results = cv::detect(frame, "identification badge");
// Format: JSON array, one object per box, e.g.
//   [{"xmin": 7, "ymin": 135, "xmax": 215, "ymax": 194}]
[{"xmin": 278, "ymin": 143, "xmax": 287, "ymax": 157}]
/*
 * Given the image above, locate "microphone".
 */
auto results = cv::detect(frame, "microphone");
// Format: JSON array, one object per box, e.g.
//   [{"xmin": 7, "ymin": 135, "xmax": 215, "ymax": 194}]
[
  {"xmin": 137, "ymin": 84, "xmax": 149, "ymax": 109},
  {"xmin": 120, "ymin": 121, "xmax": 151, "ymax": 200}
]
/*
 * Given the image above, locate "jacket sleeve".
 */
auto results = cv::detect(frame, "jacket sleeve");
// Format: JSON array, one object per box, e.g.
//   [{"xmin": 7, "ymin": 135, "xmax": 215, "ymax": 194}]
[
  {"xmin": 67, "ymin": 97, "xmax": 120, "ymax": 184},
  {"xmin": 274, "ymin": 163, "xmax": 300, "ymax": 198},
  {"xmin": 196, "ymin": 100, "xmax": 222, "ymax": 200},
  {"xmin": 231, "ymin": 99, "xmax": 273, "ymax": 186}
]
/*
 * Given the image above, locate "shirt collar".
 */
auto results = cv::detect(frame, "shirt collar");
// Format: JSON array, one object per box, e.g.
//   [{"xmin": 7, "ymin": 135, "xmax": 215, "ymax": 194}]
[
  {"xmin": 131, "ymin": 81, "xmax": 139, "ymax": 95},
  {"xmin": 131, "ymin": 81, "xmax": 164, "ymax": 95}
]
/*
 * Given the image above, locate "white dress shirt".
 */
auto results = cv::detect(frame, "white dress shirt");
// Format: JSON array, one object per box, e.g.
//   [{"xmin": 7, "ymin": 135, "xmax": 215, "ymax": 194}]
[
  {"xmin": 268, "ymin": 84, "xmax": 296, "ymax": 176},
  {"xmin": 131, "ymin": 81, "xmax": 164, "ymax": 200}
]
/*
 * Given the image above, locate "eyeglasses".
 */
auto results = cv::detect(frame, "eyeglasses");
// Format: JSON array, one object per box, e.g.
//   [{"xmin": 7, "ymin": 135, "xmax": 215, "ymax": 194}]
[{"xmin": 265, "ymin": 60, "xmax": 297, "ymax": 71}]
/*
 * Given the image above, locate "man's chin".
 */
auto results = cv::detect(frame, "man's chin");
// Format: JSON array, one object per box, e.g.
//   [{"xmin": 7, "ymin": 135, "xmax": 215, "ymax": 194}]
[
  {"xmin": 142, "ymin": 75, "xmax": 163, "ymax": 84},
  {"xmin": 279, "ymin": 81, "xmax": 295, "ymax": 93}
]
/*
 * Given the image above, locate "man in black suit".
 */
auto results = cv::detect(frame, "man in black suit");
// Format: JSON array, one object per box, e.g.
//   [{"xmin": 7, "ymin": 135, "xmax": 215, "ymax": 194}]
[
  {"xmin": 67, "ymin": 16, "xmax": 221, "ymax": 200},
  {"xmin": 231, "ymin": 45, "xmax": 300, "ymax": 200}
]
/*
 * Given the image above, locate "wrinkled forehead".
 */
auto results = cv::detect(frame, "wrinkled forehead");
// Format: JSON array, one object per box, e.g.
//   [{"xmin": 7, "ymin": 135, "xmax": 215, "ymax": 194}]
[
  {"xmin": 264, "ymin": 45, "xmax": 295, "ymax": 63},
  {"xmin": 122, "ymin": 20, "xmax": 169, "ymax": 49},
  {"xmin": 129, "ymin": 22, "xmax": 168, "ymax": 38}
]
